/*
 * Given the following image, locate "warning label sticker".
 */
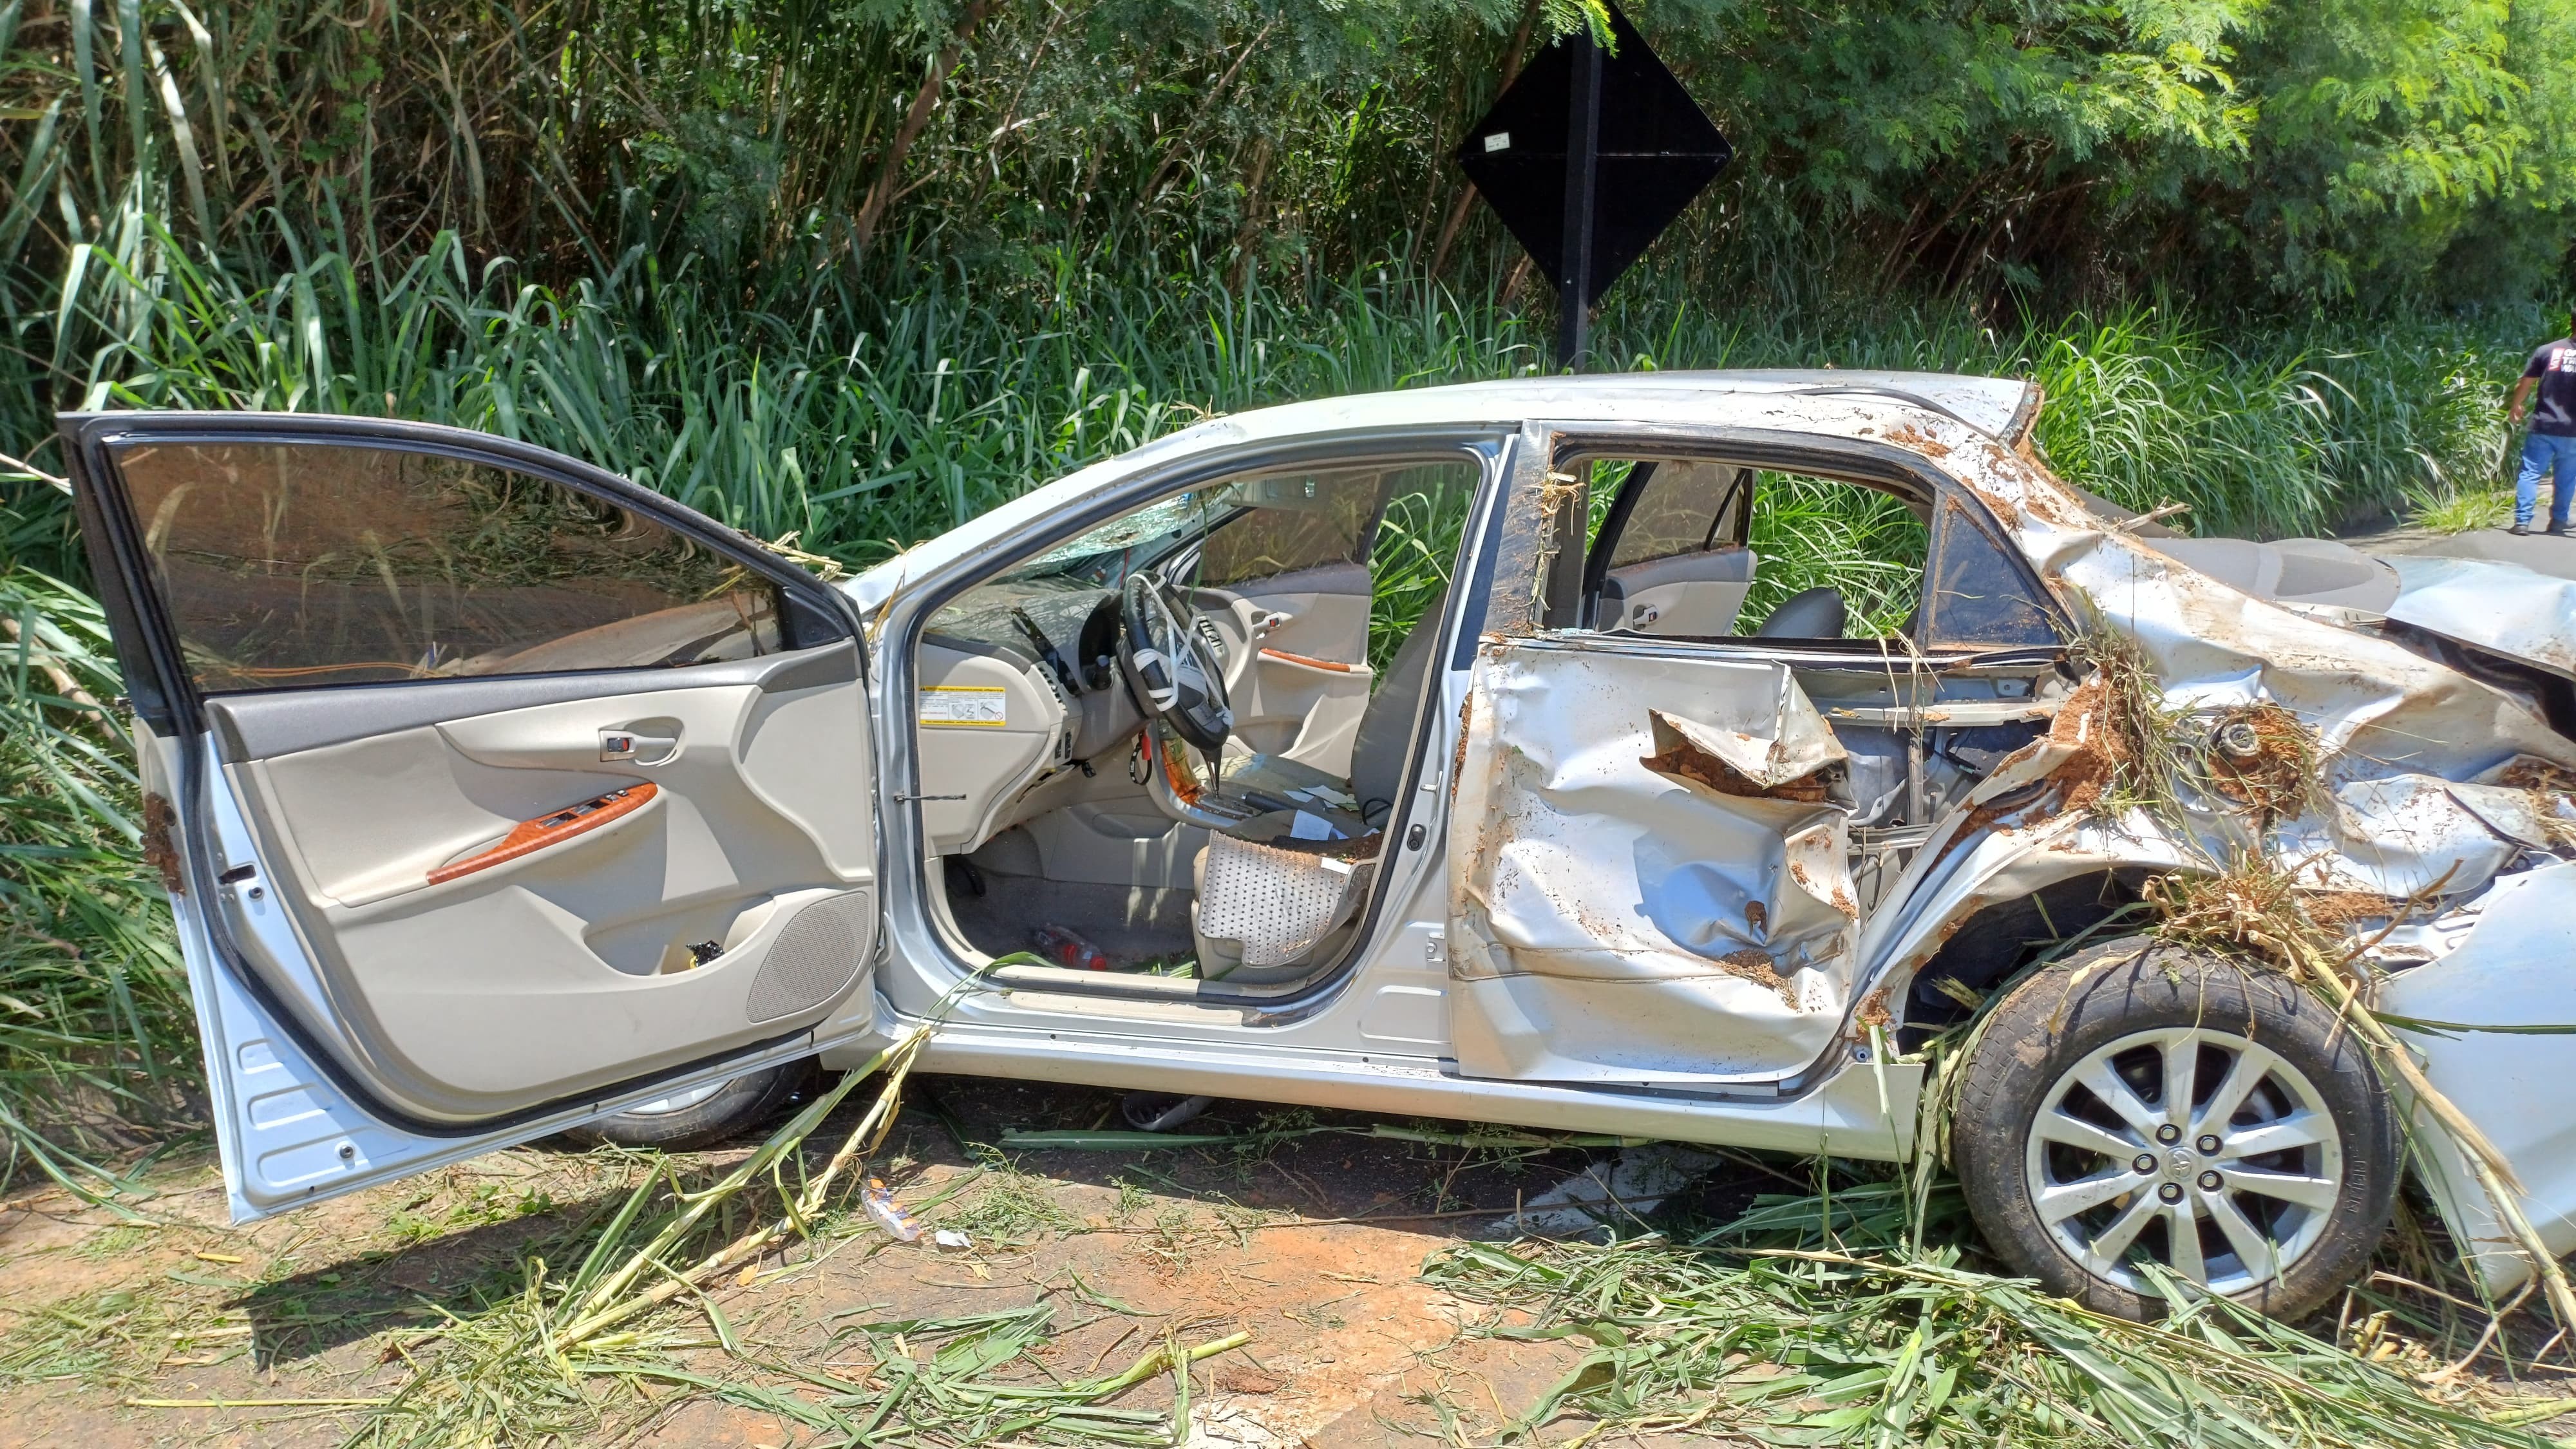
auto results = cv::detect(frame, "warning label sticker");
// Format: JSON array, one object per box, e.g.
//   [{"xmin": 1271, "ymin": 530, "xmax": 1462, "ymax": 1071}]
[{"xmin": 919, "ymin": 685, "xmax": 1008, "ymax": 726}]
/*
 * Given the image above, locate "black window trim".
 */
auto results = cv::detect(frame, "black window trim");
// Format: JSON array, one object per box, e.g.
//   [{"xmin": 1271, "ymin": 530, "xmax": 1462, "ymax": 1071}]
[{"xmin": 1918, "ymin": 489, "xmax": 2066, "ymax": 651}]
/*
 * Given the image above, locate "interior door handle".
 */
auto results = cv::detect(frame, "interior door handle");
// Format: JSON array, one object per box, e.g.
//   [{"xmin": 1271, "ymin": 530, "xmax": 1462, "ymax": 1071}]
[{"xmin": 600, "ymin": 727, "xmax": 681, "ymax": 765}]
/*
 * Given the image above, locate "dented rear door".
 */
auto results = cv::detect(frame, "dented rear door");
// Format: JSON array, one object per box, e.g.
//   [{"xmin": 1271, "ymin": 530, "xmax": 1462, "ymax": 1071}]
[{"xmin": 1445, "ymin": 634, "xmax": 1864, "ymax": 1085}]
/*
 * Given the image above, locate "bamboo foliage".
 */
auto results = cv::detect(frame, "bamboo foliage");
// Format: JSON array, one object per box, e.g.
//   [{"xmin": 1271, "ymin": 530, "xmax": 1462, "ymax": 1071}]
[{"xmin": 6, "ymin": 0, "xmax": 2574, "ymax": 332}]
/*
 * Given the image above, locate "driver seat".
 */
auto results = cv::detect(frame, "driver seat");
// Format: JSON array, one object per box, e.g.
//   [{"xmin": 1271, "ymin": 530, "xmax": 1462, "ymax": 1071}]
[{"xmin": 1189, "ymin": 587, "xmax": 1449, "ymax": 980}]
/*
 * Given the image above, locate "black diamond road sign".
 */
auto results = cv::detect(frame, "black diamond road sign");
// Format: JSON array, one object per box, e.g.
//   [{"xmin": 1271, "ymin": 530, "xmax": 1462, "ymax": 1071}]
[{"xmin": 1455, "ymin": 3, "xmax": 1730, "ymax": 360}]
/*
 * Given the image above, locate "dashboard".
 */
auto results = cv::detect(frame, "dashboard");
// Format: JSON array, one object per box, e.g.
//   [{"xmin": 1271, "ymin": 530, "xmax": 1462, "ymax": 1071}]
[{"xmin": 916, "ymin": 578, "xmax": 1146, "ymax": 854}]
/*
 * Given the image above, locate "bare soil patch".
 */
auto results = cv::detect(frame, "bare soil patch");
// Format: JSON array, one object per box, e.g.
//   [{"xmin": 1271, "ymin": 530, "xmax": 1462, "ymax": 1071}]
[{"xmin": 0, "ymin": 1077, "xmax": 1634, "ymax": 1447}]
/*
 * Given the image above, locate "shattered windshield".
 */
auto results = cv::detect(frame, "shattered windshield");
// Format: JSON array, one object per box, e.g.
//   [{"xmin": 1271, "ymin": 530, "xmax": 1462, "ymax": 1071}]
[
  {"xmin": 1013, "ymin": 492, "xmax": 1221, "ymax": 583},
  {"xmin": 927, "ymin": 467, "xmax": 1399, "ymax": 656},
  {"xmin": 986, "ymin": 468, "xmax": 1392, "ymax": 589}
]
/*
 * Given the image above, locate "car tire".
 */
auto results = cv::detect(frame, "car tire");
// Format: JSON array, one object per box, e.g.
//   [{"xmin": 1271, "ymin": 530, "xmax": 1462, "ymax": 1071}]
[
  {"xmin": 1954, "ymin": 937, "xmax": 2396, "ymax": 1321},
  {"xmin": 565, "ymin": 1060, "xmax": 815, "ymax": 1152}
]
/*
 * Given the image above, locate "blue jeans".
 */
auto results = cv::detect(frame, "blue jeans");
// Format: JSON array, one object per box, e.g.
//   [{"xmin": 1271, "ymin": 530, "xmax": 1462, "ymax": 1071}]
[{"xmin": 2517, "ymin": 431, "xmax": 2576, "ymax": 529}]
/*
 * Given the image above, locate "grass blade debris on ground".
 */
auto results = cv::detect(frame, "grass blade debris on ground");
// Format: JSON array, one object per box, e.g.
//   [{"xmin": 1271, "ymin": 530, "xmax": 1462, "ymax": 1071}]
[
  {"xmin": 348, "ymin": 975, "xmax": 1260, "ymax": 1446},
  {"xmin": 1423, "ymin": 1227, "xmax": 2564, "ymax": 1447}
]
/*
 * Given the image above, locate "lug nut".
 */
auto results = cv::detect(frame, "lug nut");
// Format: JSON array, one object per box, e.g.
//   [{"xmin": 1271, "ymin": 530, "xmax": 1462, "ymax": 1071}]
[
  {"xmin": 2158, "ymin": 1183, "xmax": 2185, "ymax": 1204},
  {"xmin": 2134, "ymin": 1153, "xmax": 2159, "ymax": 1175},
  {"xmin": 2199, "ymin": 1170, "xmax": 2224, "ymax": 1191},
  {"xmin": 2155, "ymin": 1124, "xmax": 2182, "ymax": 1145},
  {"xmin": 2217, "ymin": 721, "xmax": 2262, "ymax": 759},
  {"xmin": 2197, "ymin": 1133, "xmax": 2222, "ymax": 1155}
]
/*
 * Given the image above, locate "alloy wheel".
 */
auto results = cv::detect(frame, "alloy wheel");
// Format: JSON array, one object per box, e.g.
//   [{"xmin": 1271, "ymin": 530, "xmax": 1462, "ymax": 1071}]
[{"xmin": 2022, "ymin": 1026, "xmax": 2344, "ymax": 1297}]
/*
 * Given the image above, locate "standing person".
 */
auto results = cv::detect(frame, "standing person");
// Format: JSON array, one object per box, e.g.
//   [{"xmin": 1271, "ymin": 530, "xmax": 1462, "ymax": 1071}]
[{"xmin": 2506, "ymin": 308, "xmax": 2576, "ymax": 536}]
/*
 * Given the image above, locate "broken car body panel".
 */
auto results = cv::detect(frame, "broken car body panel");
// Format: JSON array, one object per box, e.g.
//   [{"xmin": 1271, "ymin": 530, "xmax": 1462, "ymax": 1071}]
[
  {"xmin": 1446, "ymin": 639, "xmax": 1862, "ymax": 1084},
  {"xmin": 1823, "ymin": 405, "xmax": 2576, "ymax": 1293},
  {"xmin": 2382, "ymin": 554, "xmax": 2576, "ymax": 681},
  {"xmin": 2376, "ymin": 863, "xmax": 2576, "ymax": 1293},
  {"xmin": 1294, "ymin": 375, "xmax": 2576, "ymax": 1293},
  {"xmin": 857, "ymin": 371, "xmax": 2571, "ymax": 1294}
]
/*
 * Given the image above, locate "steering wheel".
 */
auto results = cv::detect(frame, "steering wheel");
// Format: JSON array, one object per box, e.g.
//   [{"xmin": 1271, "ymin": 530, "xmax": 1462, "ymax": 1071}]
[{"xmin": 1116, "ymin": 572, "xmax": 1233, "ymax": 757}]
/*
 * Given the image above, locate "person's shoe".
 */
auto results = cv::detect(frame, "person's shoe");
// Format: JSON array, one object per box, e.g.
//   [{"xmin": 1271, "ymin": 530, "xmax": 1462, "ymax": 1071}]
[
  {"xmin": 2551, "ymin": 523, "xmax": 2572, "ymax": 537},
  {"xmin": 2510, "ymin": 523, "xmax": 2533, "ymax": 536}
]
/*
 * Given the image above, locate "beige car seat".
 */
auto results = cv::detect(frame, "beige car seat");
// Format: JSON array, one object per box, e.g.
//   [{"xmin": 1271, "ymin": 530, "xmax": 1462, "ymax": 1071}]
[{"xmin": 1191, "ymin": 835, "xmax": 1374, "ymax": 982}]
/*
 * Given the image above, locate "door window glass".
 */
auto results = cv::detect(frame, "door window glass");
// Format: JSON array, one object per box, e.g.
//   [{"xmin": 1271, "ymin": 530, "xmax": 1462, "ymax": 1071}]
[
  {"xmin": 116, "ymin": 440, "xmax": 781, "ymax": 693},
  {"xmin": 1195, "ymin": 466, "xmax": 1394, "ymax": 586},
  {"xmin": 1740, "ymin": 471, "xmax": 1927, "ymax": 637},
  {"xmin": 1564, "ymin": 459, "xmax": 1926, "ymax": 639},
  {"xmin": 1920, "ymin": 497, "xmax": 2060, "ymax": 647},
  {"xmin": 1604, "ymin": 459, "xmax": 1749, "ymax": 568}
]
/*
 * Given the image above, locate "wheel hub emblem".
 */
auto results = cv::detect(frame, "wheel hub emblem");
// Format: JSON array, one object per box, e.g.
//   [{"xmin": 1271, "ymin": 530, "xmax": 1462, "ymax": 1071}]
[{"xmin": 2164, "ymin": 1147, "xmax": 2197, "ymax": 1180}]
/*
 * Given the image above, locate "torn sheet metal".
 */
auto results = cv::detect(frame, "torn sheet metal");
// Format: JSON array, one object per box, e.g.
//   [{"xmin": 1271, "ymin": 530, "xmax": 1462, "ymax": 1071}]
[
  {"xmin": 1447, "ymin": 638, "xmax": 1860, "ymax": 1084},
  {"xmin": 2375, "ymin": 863, "xmax": 2576, "ymax": 1296},
  {"xmin": 1852, "ymin": 404, "xmax": 2576, "ymax": 1277},
  {"xmin": 2383, "ymin": 554, "xmax": 2576, "ymax": 680},
  {"xmin": 1883, "ymin": 409, "xmax": 2576, "ymax": 921},
  {"xmin": 1642, "ymin": 702, "xmax": 1846, "ymax": 797},
  {"xmin": 1839, "ymin": 404, "xmax": 2576, "ymax": 1014}
]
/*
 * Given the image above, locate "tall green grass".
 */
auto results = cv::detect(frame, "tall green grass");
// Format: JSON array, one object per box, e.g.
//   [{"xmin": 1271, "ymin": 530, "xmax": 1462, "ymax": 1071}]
[
  {"xmin": 14, "ymin": 214, "xmax": 2535, "ymax": 568},
  {"xmin": 0, "ymin": 545, "xmax": 192, "ymax": 1194}
]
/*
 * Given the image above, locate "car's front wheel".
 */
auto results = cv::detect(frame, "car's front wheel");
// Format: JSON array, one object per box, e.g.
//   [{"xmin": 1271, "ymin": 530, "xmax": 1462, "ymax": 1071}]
[
  {"xmin": 1955, "ymin": 938, "xmax": 2396, "ymax": 1321},
  {"xmin": 565, "ymin": 1059, "xmax": 815, "ymax": 1151}
]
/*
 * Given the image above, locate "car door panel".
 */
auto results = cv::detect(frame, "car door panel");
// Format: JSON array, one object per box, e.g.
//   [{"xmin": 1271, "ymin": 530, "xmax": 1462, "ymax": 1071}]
[
  {"xmin": 1245, "ymin": 645, "xmax": 1373, "ymax": 766},
  {"xmin": 61, "ymin": 412, "xmax": 886, "ymax": 1216},
  {"xmin": 1446, "ymin": 636, "xmax": 1860, "ymax": 1085},
  {"xmin": 1193, "ymin": 560, "xmax": 1374, "ymax": 771},
  {"xmin": 204, "ymin": 645, "xmax": 860, "ymax": 760},
  {"xmin": 191, "ymin": 727, "xmax": 840, "ymax": 1217},
  {"xmin": 1600, "ymin": 546, "xmax": 1757, "ymax": 636},
  {"xmin": 211, "ymin": 646, "xmax": 872, "ymax": 1121}
]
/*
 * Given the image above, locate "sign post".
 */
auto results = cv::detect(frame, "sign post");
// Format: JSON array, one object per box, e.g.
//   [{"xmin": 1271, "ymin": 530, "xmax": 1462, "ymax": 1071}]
[
  {"xmin": 1454, "ymin": 5, "xmax": 1731, "ymax": 371},
  {"xmin": 1557, "ymin": 27, "xmax": 1602, "ymax": 368}
]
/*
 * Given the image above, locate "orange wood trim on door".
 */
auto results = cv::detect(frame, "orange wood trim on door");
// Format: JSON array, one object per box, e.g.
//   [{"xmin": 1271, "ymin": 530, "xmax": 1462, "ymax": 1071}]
[
  {"xmin": 1257, "ymin": 647, "xmax": 1358, "ymax": 673},
  {"xmin": 427, "ymin": 782, "xmax": 656, "ymax": 886}
]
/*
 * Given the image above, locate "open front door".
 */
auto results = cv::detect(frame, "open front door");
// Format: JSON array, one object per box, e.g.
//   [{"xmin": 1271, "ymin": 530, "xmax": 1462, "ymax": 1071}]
[{"xmin": 63, "ymin": 413, "xmax": 882, "ymax": 1220}]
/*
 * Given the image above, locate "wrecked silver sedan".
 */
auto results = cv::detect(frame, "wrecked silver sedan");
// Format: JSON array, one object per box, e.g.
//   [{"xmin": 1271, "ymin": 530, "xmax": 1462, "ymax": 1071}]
[{"xmin": 60, "ymin": 372, "xmax": 2576, "ymax": 1321}]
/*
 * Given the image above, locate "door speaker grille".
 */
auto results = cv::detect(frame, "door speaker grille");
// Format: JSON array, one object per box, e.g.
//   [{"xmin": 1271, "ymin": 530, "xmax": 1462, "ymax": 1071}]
[{"xmin": 746, "ymin": 892, "xmax": 869, "ymax": 1023}]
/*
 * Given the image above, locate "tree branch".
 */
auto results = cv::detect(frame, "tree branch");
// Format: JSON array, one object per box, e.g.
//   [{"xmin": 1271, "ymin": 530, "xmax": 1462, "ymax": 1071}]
[{"xmin": 853, "ymin": 0, "xmax": 990, "ymax": 254}]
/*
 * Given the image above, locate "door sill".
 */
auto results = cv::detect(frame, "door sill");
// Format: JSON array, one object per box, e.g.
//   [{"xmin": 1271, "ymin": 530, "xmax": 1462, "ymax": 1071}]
[{"xmin": 986, "ymin": 960, "xmax": 1323, "ymax": 1003}]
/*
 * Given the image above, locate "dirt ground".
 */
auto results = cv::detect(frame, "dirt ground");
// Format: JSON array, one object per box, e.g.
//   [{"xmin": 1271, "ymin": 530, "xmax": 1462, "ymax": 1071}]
[{"xmin": 0, "ymin": 1075, "xmax": 1763, "ymax": 1448}]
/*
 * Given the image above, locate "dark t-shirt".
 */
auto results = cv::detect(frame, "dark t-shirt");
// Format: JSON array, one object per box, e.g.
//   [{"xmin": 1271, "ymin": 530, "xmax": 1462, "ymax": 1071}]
[{"xmin": 2524, "ymin": 337, "xmax": 2576, "ymax": 436}]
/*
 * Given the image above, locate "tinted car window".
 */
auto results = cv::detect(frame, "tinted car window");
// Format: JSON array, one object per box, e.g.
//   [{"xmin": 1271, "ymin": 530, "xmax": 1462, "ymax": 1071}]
[
  {"xmin": 1919, "ymin": 496, "xmax": 2060, "ymax": 647},
  {"xmin": 1195, "ymin": 467, "xmax": 1392, "ymax": 586},
  {"xmin": 1605, "ymin": 460, "xmax": 1748, "ymax": 569},
  {"xmin": 116, "ymin": 440, "xmax": 781, "ymax": 692}
]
